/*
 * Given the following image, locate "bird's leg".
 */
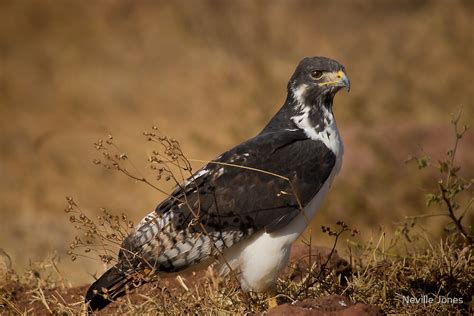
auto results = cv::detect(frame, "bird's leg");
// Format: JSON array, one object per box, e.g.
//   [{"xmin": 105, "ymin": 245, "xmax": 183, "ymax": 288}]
[{"xmin": 266, "ymin": 285, "xmax": 279, "ymax": 309}]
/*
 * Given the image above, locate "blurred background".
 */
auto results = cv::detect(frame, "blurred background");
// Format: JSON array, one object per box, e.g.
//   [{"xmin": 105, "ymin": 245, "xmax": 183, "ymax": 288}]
[{"xmin": 0, "ymin": 0, "xmax": 472, "ymax": 285}]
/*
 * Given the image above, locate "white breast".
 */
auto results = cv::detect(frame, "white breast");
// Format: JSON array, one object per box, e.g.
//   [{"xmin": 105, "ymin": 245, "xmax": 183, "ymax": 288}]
[{"xmin": 218, "ymin": 111, "xmax": 344, "ymax": 292}]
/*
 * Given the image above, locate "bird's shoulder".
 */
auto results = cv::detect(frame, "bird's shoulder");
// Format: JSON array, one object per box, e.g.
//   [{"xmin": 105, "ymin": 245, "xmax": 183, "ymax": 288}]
[{"xmin": 155, "ymin": 128, "xmax": 336, "ymax": 220}]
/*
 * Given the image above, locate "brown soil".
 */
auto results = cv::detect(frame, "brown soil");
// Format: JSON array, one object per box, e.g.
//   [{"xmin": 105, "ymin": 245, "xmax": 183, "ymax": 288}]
[
  {"xmin": 267, "ymin": 295, "xmax": 384, "ymax": 316},
  {"xmin": 3, "ymin": 245, "xmax": 383, "ymax": 315}
]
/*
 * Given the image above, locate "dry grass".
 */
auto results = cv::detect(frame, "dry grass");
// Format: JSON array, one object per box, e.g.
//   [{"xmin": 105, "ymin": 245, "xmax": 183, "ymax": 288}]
[
  {"xmin": 1, "ymin": 216, "xmax": 471, "ymax": 314},
  {"xmin": 1, "ymin": 0, "xmax": 473, "ymax": 284},
  {"xmin": 1, "ymin": 114, "xmax": 472, "ymax": 314},
  {"xmin": 0, "ymin": 0, "xmax": 473, "ymax": 314}
]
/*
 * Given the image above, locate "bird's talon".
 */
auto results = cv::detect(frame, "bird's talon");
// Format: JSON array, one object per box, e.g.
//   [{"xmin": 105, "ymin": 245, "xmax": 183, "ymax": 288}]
[{"xmin": 268, "ymin": 296, "xmax": 279, "ymax": 309}]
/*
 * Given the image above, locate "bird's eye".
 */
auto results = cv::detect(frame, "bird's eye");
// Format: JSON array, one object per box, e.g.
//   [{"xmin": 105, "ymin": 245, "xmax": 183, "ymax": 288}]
[{"xmin": 310, "ymin": 70, "xmax": 324, "ymax": 80}]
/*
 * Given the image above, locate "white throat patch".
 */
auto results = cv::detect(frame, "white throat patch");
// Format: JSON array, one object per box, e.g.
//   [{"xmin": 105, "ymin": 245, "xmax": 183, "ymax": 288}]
[
  {"xmin": 290, "ymin": 84, "xmax": 344, "ymax": 170},
  {"xmin": 291, "ymin": 84, "xmax": 308, "ymax": 110}
]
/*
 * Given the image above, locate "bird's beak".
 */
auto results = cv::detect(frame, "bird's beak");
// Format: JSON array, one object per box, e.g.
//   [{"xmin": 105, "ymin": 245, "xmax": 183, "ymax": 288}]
[{"xmin": 319, "ymin": 70, "xmax": 350, "ymax": 92}]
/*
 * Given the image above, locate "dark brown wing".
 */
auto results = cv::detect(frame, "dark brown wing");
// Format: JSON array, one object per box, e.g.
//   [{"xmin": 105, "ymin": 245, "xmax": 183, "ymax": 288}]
[{"xmin": 119, "ymin": 130, "xmax": 336, "ymax": 273}]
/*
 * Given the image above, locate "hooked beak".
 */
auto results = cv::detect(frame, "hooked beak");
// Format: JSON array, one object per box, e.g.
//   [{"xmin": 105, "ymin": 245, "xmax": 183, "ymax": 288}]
[{"xmin": 319, "ymin": 70, "xmax": 350, "ymax": 92}]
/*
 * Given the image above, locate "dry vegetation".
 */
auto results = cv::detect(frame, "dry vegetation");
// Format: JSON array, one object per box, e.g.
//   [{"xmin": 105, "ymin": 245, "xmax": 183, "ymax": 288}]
[
  {"xmin": 0, "ymin": 0, "xmax": 473, "ymax": 314},
  {"xmin": 1, "ymin": 114, "xmax": 472, "ymax": 314}
]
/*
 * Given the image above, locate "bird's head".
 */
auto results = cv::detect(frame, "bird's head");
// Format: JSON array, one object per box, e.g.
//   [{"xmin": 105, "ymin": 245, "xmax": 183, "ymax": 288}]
[
  {"xmin": 260, "ymin": 56, "xmax": 349, "ymax": 134},
  {"xmin": 288, "ymin": 57, "xmax": 350, "ymax": 107}
]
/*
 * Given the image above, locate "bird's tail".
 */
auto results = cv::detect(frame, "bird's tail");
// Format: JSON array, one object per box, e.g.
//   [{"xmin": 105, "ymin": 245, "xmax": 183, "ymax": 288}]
[{"xmin": 85, "ymin": 265, "xmax": 138, "ymax": 313}]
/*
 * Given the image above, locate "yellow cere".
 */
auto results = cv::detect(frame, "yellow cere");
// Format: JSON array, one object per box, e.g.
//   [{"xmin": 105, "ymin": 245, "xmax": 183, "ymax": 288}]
[{"xmin": 318, "ymin": 70, "xmax": 346, "ymax": 87}]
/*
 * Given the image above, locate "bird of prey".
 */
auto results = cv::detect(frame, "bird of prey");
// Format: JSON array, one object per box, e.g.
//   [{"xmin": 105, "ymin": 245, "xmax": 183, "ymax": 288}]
[{"xmin": 85, "ymin": 56, "xmax": 350, "ymax": 312}]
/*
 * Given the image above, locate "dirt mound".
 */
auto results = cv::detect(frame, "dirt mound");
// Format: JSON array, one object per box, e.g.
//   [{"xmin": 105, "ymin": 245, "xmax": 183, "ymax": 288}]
[{"xmin": 266, "ymin": 295, "xmax": 384, "ymax": 316}]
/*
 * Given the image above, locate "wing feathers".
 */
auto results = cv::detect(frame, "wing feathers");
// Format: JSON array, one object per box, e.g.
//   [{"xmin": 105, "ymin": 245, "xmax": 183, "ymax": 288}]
[{"xmin": 120, "ymin": 130, "xmax": 336, "ymax": 272}]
